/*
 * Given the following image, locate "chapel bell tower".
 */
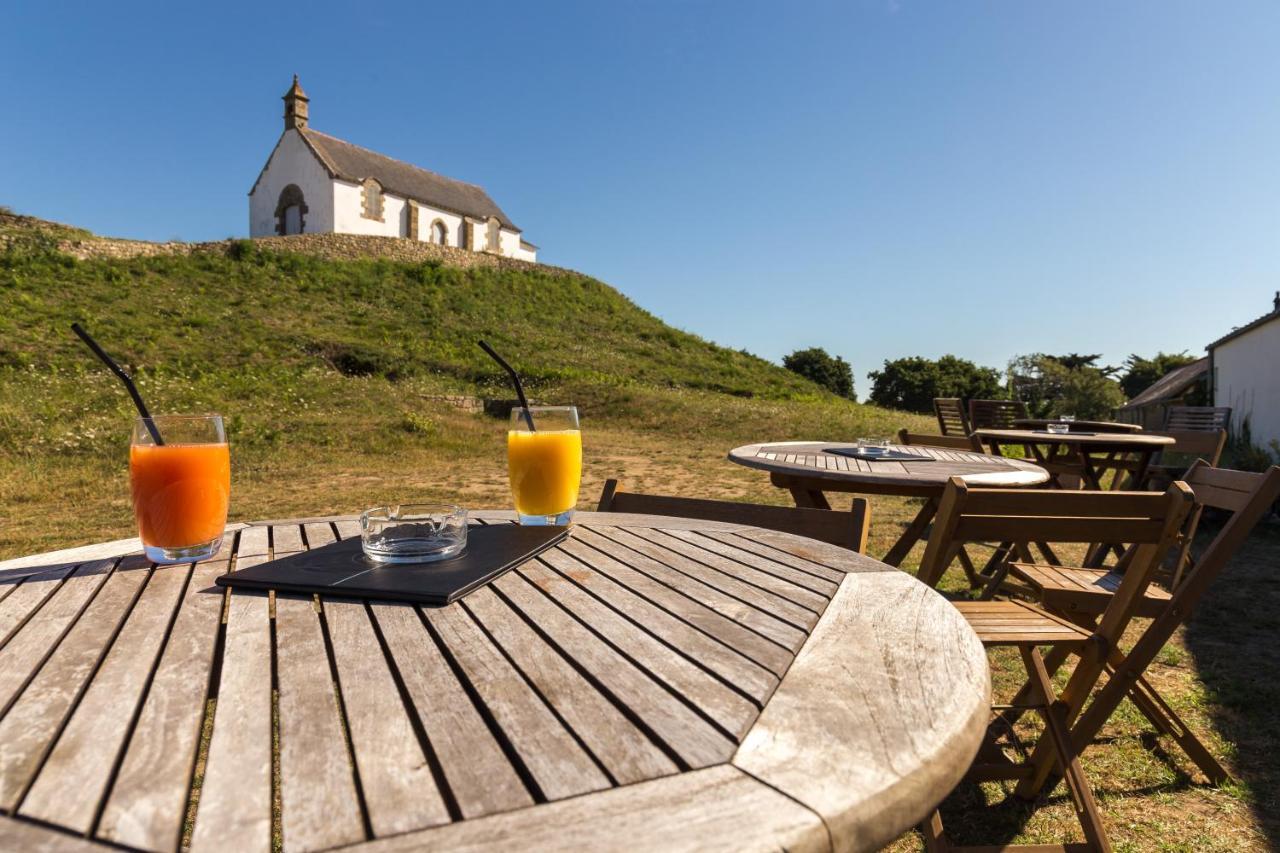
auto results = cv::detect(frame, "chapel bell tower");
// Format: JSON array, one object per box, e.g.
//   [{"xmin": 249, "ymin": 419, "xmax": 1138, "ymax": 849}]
[{"xmin": 283, "ymin": 75, "xmax": 309, "ymax": 131}]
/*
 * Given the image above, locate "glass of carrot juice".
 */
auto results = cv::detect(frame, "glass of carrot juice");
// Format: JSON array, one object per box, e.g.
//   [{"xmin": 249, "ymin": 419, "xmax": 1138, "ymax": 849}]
[
  {"xmin": 130, "ymin": 414, "xmax": 231, "ymax": 563},
  {"xmin": 507, "ymin": 406, "xmax": 581, "ymax": 526}
]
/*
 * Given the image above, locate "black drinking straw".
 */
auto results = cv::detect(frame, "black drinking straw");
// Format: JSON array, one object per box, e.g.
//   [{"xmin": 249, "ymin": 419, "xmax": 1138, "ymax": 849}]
[
  {"xmin": 71, "ymin": 322, "xmax": 165, "ymax": 445},
  {"xmin": 478, "ymin": 340, "xmax": 536, "ymax": 431}
]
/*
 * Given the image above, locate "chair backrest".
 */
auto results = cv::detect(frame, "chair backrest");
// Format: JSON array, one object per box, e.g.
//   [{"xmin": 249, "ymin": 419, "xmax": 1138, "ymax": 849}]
[
  {"xmin": 917, "ymin": 478, "xmax": 1193, "ymax": 592},
  {"xmin": 933, "ymin": 398, "xmax": 970, "ymax": 436},
  {"xmin": 968, "ymin": 398, "xmax": 1029, "ymax": 430},
  {"xmin": 1068, "ymin": 463, "xmax": 1280, "ymax": 753},
  {"xmin": 595, "ymin": 479, "xmax": 871, "ymax": 553},
  {"xmin": 896, "ymin": 428, "xmax": 984, "ymax": 453},
  {"xmin": 1157, "ymin": 429, "xmax": 1228, "ymax": 466},
  {"xmin": 1165, "ymin": 405, "xmax": 1231, "ymax": 432}
]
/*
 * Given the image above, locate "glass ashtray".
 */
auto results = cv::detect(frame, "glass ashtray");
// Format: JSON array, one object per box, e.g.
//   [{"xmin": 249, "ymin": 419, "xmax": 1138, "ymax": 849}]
[{"xmin": 360, "ymin": 504, "xmax": 467, "ymax": 564}]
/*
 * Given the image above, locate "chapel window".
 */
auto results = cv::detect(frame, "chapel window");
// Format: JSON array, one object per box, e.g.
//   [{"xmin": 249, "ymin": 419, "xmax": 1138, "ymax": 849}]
[
  {"xmin": 431, "ymin": 220, "xmax": 448, "ymax": 245},
  {"xmin": 362, "ymin": 179, "xmax": 383, "ymax": 221}
]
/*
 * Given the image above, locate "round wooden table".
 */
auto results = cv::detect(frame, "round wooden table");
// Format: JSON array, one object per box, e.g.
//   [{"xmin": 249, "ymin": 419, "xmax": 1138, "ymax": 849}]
[
  {"xmin": 974, "ymin": 428, "xmax": 1174, "ymax": 491},
  {"xmin": 1012, "ymin": 418, "xmax": 1142, "ymax": 434},
  {"xmin": 0, "ymin": 512, "xmax": 988, "ymax": 853},
  {"xmin": 727, "ymin": 441, "xmax": 1049, "ymax": 567}
]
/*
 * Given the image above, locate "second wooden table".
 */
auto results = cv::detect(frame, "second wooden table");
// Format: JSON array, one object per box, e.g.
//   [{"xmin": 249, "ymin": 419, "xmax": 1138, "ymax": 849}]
[{"xmin": 727, "ymin": 441, "xmax": 1048, "ymax": 566}]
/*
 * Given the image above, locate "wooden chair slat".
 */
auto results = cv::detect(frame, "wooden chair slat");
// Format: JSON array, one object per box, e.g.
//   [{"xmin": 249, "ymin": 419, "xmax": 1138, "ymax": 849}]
[
  {"xmin": 968, "ymin": 399, "xmax": 1030, "ymax": 431},
  {"xmin": 897, "ymin": 429, "xmax": 984, "ymax": 452},
  {"xmin": 1164, "ymin": 405, "xmax": 1232, "ymax": 432},
  {"xmin": 932, "ymin": 398, "xmax": 970, "ymax": 436},
  {"xmin": 953, "ymin": 517, "xmax": 1166, "ymax": 544}
]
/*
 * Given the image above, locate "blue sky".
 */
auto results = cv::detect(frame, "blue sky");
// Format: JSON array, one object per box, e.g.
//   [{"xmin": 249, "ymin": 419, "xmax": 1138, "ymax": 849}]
[{"xmin": 3, "ymin": 1, "xmax": 1278, "ymax": 388}]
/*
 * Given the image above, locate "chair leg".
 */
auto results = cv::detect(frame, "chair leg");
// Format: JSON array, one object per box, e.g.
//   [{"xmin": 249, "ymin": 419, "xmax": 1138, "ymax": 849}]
[
  {"xmin": 920, "ymin": 809, "xmax": 950, "ymax": 852},
  {"xmin": 1021, "ymin": 647, "xmax": 1112, "ymax": 853},
  {"xmin": 1109, "ymin": 665, "xmax": 1233, "ymax": 785}
]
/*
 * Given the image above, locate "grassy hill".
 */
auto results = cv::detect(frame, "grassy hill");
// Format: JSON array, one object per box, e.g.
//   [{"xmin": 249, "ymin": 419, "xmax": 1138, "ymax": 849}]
[{"xmin": 0, "ymin": 211, "xmax": 925, "ymax": 556}]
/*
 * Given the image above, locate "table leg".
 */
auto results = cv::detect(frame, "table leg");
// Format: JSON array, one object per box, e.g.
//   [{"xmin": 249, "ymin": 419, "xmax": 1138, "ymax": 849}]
[
  {"xmin": 882, "ymin": 497, "xmax": 939, "ymax": 568},
  {"xmin": 787, "ymin": 486, "xmax": 831, "ymax": 510}
]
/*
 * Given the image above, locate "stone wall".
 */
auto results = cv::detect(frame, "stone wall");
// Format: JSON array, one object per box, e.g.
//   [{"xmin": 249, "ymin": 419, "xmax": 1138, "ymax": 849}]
[{"xmin": 0, "ymin": 211, "xmax": 578, "ymax": 277}]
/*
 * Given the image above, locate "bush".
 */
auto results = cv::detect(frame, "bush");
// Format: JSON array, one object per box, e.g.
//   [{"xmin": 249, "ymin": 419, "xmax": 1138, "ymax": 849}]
[
  {"xmin": 783, "ymin": 347, "xmax": 855, "ymax": 400},
  {"xmin": 868, "ymin": 355, "xmax": 1002, "ymax": 413}
]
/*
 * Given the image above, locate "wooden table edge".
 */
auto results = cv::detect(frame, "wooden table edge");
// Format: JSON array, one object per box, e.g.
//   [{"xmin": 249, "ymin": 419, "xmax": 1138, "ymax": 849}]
[{"xmin": 731, "ymin": 570, "xmax": 991, "ymax": 852}]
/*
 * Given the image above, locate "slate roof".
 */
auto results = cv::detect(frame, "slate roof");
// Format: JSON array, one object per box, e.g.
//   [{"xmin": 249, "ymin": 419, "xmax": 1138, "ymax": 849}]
[
  {"xmin": 1206, "ymin": 295, "xmax": 1280, "ymax": 351},
  {"xmin": 1118, "ymin": 357, "xmax": 1208, "ymax": 411},
  {"xmin": 299, "ymin": 129, "xmax": 520, "ymax": 231}
]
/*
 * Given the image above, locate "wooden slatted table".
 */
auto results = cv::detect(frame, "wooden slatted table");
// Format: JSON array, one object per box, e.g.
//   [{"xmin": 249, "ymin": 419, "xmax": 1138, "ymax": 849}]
[
  {"xmin": 728, "ymin": 441, "xmax": 1049, "ymax": 567},
  {"xmin": 974, "ymin": 428, "xmax": 1174, "ymax": 491},
  {"xmin": 0, "ymin": 511, "xmax": 989, "ymax": 853}
]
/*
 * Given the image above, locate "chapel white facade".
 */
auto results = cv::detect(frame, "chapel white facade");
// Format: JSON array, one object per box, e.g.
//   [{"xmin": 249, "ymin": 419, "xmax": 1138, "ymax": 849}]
[{"xmin": 249, "ymin": 77, "xmax": 537, "ymax": 262}]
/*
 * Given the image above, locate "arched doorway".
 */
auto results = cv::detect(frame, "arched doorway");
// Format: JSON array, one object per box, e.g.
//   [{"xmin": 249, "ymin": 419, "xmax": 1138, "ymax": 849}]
[
  {"xmin": 274, "ymin": 184, "xmax": 307, "ymax": 235},
  {"xmin": 430, "ymin": 220, "xmax": 448, "ymax": 245}
]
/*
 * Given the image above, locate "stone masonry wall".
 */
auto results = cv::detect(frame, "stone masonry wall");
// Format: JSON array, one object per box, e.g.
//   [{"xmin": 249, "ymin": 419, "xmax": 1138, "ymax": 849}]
[{"xmin": 0, "ymin": 212, "xmax": 577, "ymax": 277}]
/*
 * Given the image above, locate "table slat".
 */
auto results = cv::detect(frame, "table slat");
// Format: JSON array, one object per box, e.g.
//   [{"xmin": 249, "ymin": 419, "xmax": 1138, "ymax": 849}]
[
  {"xmin": 424, "ymin": 601, "xmax": 611, "ymax": 801},
  {"xmin": 493, "ymin": 571, "xmax": 734, "ymax": 769},
  {"xmin": 538, "ymin": 546, "xmax": 779, "ymax": 704},
  {"xmin": 96, "ymin": 557, "xmax": 228, "ymax": 850},
  {"xmin": 569, "ymin": 528, "xmax": 803, "ymax": 663},
  {"xmin": 0, "ymin": 558, "xmax": 116, "ymax": 713},
  {"xmin": 189, "ymin": 584, "xmax": 272, "ymax": 852},
  {"xmin": 276, "ymin": 593, "xmax": 366, "ymax": 850},
  {"xmin": 0, "ymin": 564, "xmax": 79, "ymax": 649},
  {"xmin": 0, "ymin": 557, "xmax": 150, "ymax": 811},
  {"xmin": 519, "ymin": 561, "xmax": 760, "ymax": 739},
  {"xmin": 21, "ymin": 561, "xmax": 190, "ymax": 831},
  {"xmin": 464, "ymin": 584, "xmax": 677, "ymax": 784},
  {"xmin": 373, "ymin": 603, "xmax": 534, "ymax": 819},
  {"xmin": 323, "ymin": 597, "xmax": 451, "ymax": 836}
]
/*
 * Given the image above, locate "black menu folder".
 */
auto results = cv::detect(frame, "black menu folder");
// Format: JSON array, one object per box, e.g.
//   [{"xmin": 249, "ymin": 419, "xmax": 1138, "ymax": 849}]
[
  {"xmin": 823, "ymin": 447, "xmax": 935, "ymax": 462},
  {"xmin": 216, "ymin": 524, "xmax": 569, "ymax": 606}
]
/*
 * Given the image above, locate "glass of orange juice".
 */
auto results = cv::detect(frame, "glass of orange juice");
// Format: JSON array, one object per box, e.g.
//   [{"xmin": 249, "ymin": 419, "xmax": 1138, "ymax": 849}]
[
  {"xmin": 130, "ymin": 414, "xmax": 231, "ymax": 563},
  {"xmin": 507, "ymin": 406, "xmax": 581, "ymax": 525}
]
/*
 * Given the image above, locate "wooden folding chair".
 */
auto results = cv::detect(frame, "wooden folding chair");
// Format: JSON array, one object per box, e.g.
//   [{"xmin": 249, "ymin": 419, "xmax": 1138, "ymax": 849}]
[
  {"xmin": 934, "ymin": 398, "xmax": 971, "ymax": 436},
  {"xmin": 897, "ymin": 428, "xmax": 985, "ymax": 453},
  {"xmin": 1164, "ymin": 405, "xmax": 1231, "ymax": 432},
  {"xmin": 595, "ymin": 479, "xmax": 871, "ymax": 553},
  {"xmin": 968, "ymin": 398, "xmax": 1029, "ymax": 431},
  {"xmin": 1137, "ymin": 428, "xmax": 1227, "ymax": 490},
  {"xmin": 917, "ymin": 478, "xmax": 1194, "ymax": 853},
  {"xmin": 1000, "ymin": 462, "xmax": 1280, "ymax": 788}
]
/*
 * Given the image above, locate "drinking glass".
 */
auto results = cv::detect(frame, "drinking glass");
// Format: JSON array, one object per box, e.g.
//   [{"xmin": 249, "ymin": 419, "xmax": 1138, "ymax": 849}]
[
  {"xmin": 1046, "ymin": 422, "xmax": 1071, "ymax": 435},
  {"xmin": 130, "ymin": 415, "xmax": 230, "ymax": 564},
  {"xmin": 507, "ymin": 406, "xmax": 582, "ymax": 526},
  {"xmin": 1060, "ymin": 414, "xmax": 1077, "ymax": 424}
]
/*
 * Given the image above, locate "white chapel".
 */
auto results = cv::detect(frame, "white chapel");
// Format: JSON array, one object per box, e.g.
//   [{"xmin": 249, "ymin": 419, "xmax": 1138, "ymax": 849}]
[{"xmin": 249, "ymin": 77, "xmax": 537, "ymax": 262}]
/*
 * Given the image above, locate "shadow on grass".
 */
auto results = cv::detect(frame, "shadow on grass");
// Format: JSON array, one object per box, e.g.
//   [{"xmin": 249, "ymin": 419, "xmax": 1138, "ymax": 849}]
[{"xmin": 1183, "ymin": 522, "xmax": 1280, "ymax": 848}]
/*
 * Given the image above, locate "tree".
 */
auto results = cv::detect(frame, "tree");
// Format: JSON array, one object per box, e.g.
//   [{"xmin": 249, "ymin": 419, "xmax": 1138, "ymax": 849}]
[
  {"xmin": 783, "ymin": 347, "xmax": 855, "ymax": 400},
  {"xmin": 868, "ymin": 355, "xmax": 1002, "ymax": 413},
  {"xmin": 1119, "ymin": 351, "xmax": 1198, "ymax": 399},
  {"xmin": 1008, "ymin": 353, "xmax": 1125, "ymax": 418}
]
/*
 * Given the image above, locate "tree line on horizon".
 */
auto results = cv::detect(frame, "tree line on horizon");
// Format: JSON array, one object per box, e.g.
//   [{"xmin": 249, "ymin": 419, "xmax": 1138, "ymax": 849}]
[{"xmin": 782, "ymin": 346, "xmax": 1200, "ymax": 419}]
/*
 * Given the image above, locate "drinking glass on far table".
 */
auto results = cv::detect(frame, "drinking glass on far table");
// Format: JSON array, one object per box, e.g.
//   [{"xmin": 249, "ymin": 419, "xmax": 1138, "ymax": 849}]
[
  {"xmin": 130, "ymin": 414, "xmax": 230, "ymax": 563},
  {"xmin": 857, "ymin": 437, "xmax": 891, "ymax": 455},
  {"xmin": 508, "ymin": 406, "xmax": 582, "ymax": 526}
]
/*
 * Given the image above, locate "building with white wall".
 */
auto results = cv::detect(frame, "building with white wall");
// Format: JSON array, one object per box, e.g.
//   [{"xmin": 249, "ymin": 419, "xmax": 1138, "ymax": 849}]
[
  {"xmin": 1207, "ymin": 292, "xmax": 1280, "ymax": 449},
  {"xmin": 249, "ymin": 77, "xmax": 537, "ymax": 262}
]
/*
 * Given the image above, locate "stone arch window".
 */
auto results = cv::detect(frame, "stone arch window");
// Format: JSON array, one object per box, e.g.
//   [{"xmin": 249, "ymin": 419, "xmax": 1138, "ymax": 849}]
[
  {"xmin": 361, "ymin": 178, "xmax": 384, "ymax": 221},
  {"xmin": 274, "ymin": 184, "xmax": 307, "ymax": 235},
  {"xmin": 430, "ymin": 220, "xmax": 448, "ymax": 245},
  {"xmin": 486, "ymin": 216, "xmax": 500, "ymax": 252}
]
